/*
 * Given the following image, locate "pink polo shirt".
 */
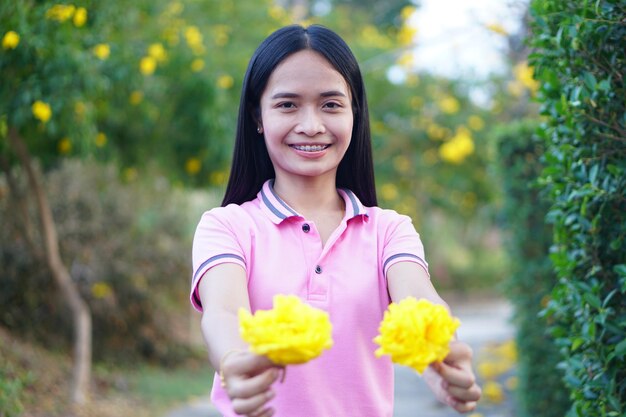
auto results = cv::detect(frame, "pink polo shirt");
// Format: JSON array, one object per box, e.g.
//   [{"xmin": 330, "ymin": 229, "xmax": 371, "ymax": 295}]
[{"xmin": 191, "ymin": 179, "xmax": 429, "ymax": 417}]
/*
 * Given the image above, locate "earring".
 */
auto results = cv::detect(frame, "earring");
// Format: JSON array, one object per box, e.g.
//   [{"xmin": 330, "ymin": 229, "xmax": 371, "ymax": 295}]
[{"xmin": 257, "ymin": 126, "xmax": 263, "ymax": 134}]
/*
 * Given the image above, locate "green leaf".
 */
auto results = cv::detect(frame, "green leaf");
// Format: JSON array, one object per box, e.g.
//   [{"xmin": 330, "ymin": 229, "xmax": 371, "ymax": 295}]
[{"xmin": 614, "ymin": 338, "xmax": 626, "ymax": 358}]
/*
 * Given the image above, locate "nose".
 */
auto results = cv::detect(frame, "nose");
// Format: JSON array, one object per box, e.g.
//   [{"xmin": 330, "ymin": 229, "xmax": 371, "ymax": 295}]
[{"xmin": 294, "ymin": 107, "xmax": 326, "ymax": 136}]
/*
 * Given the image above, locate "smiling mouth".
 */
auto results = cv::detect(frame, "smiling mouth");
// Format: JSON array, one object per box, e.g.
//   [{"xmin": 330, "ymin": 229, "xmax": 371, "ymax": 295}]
[{"xmin": 290, "ymin": 144, "xmax": 330, "ymax": 152}]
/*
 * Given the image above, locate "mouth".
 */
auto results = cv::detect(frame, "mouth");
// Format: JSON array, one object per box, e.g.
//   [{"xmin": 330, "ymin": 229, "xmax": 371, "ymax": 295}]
[{"xmin": 289, "ymin": 144, "xmax": 330, "ymax": 152}]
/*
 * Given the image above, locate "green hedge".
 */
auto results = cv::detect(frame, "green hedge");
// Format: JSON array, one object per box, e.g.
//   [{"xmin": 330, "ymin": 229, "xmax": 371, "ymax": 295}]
[
  {"xmin": 529, "ymin": 1, "xmax": 626, "ymax": 416},
  {"xmin": 497, "ymin": 120, "xmax": 570, "ymax": 417}
]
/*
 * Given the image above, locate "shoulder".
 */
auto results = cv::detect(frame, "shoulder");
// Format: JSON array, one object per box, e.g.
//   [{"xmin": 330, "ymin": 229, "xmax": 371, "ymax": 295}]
[
  {"xmin": 364, "ymin": 206, "xmax": 415, "ymax": 230},
  {"xmin": 196, "ymin": 201, "xmax": 261, "ymax": 234}
]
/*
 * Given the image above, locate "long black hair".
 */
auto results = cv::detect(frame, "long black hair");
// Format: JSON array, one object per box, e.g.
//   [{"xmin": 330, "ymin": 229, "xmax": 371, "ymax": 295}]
[{"xmin": 221, "ymin": 24, "xmax": 377, "ymax": 207}]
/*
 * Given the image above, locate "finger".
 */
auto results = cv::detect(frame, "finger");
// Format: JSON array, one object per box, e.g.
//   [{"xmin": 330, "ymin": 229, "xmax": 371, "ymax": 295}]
[
  {"xmin": 446, "ymin": 381, "xmax": 482, "ymax": 402},
  {"xmin": 224, "ymin": 352, "xmax": 275, "ymax": 377},
  {"xmin": 444, "ymin": 341, "xmax": 473, "ymax": 363},
  {"xmin": 437, "ymin": 361, "xmax": 476, "ymax": 389},
  {"xmin": 227, "ymin": 368, "xmax": 280, "ymax": 399},
  {"xmin": 450, "ymin": 400, "xmax": 478, "ymax": 413},
  {"xmin": 232, "ymin": 389, "xmax": 275, "ymax": 416},
  {"xmin": 249, "ymin": 407, "xmax": 275, "ymax": 417}
]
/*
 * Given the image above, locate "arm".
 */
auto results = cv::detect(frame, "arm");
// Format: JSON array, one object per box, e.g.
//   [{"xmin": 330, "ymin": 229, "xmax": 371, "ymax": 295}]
[
  {"xmin": 198, "ymin": 263, "xmax": 279, "ymax": 417},
  {"xmin": 387, "ymin": 262, "xmax": 482, "ymax": 413}
]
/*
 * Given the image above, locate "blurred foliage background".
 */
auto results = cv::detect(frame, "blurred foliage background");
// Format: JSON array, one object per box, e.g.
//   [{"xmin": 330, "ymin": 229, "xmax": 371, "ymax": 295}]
[{"xmin": 0, "ymin": 0, "xmax": 555, "ymax": 415}]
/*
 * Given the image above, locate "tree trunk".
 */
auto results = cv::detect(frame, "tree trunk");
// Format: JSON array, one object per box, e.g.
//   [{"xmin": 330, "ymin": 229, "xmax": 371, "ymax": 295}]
[{"xmin": 7, "ymin": 128, "xmax": 92, "ymax": 405}]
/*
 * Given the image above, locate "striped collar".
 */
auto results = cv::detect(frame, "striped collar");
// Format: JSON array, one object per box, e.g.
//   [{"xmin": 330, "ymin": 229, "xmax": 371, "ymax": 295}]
[{"xmin": 258, "ymin": 179, "xmax": 368, "ymax": 224}]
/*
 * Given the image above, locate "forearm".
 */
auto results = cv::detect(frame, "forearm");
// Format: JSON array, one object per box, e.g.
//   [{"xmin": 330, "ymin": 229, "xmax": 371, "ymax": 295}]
[{"xmin": 201, "ymin": 308, "xmax": 247, "ymax": 371}]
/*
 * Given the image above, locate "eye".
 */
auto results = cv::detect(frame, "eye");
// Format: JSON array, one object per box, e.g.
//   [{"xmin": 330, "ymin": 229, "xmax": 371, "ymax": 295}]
[
  {"xmin": 277, "ymin": 101, "xmax": 296, "ymax": 109},
  {"xmin": 323, "ymin": 101, "xmax": 343, "ymax": 110}
]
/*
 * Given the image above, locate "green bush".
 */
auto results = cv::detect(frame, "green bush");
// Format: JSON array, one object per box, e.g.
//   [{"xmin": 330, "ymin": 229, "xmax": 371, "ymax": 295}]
[
  {"xmin": 497, "ymin": 120, "xmax": 570, "ymax": 417},
  {"xmin": 529, "ymin": 1, "xmax": 626, "ymax": 415},
  {"xmin": 0, "ymin": 160, "xmax": 203, "ymax": 363}
]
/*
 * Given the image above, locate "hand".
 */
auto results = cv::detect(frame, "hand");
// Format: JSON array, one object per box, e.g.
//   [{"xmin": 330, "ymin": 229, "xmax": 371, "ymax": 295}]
[
  {"xmin": 423, "ymin": 341, "xmax": 482, "ymax": 413},
  {"xmin": 220, "ymin": 350, "xmax": 281, "ymax": 417}
]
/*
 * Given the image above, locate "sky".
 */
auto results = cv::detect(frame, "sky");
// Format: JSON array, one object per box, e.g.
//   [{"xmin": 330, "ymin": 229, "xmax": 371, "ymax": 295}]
[{"xmin": 407, "ymin": 0, "xmax": 530, "ymax": 79}]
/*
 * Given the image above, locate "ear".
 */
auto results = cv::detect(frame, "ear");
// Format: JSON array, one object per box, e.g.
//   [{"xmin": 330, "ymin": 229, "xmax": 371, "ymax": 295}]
[{"xmin": 251, "ymin": 106, "xmax": 263, "ymax": 133}]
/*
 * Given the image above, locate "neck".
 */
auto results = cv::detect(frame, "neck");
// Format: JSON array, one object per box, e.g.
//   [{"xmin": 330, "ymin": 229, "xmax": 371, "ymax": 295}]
[{"xmin": 273, "ymin": 175, "xmax": 343, "ymax": 215}]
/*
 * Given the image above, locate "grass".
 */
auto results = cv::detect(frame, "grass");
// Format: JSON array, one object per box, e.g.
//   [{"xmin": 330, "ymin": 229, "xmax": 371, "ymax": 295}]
[{"xmin": 0, "ymin": 325, "xmax": 215, "ymax": 417}]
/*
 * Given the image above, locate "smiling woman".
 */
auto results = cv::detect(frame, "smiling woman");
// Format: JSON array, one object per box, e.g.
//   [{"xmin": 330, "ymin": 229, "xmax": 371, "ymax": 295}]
[{"xmin": 190, "ymin": 24, "xmax": 481, "ymax": 417}]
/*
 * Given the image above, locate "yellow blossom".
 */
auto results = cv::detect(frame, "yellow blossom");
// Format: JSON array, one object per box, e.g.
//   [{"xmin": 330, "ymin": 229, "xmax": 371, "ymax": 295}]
[
  {"xmin": 32, "ymin": 101, "xmax": 52, "ymax": 123},
  {"xmin": 2, "ymin": 31, "xmax": 20, "ymax": 50},
  {"xmin": 190, "ymin": 58, "xmax": 204, "ymax": 72},
  {"xmin": 239, "ymin": 294, "xmax": 333, "ymax": 365},
  {"xmin": 93, "ymin": 43, "xmax": 110, "ymax": 60},
  {"xmin": 95, "ymin": 132, "xmax": 107, "ymax": 147},
  {"xmin": 148, "ymin": 43, "xmax": 167, "ymax": 63},
  {"xmin": 58, "ymin": 137, "xmax": 72, "ymax": 154},
  {"xmin": 513, "ymin": 61, "xmax": 539, "ymax": 93},
  {"xmin": 129, "ymin": 90, "xmax": 143, "ymax": 105},
  {"xmin": 393, "ymin": 155, "xmax": 411, "ymax": 173},
  {"xmin": 217, "ymin": 74, "xmax": 234, "ymax": 89},
  {"xmin": 184, "ymin": 26, "xmax": 203, "ymax": 49},
  {"xmin": 185, "ymin": 157, "xmax": 201, "ymax": 175},
  {"xmin": 123, "ymin": 167, "xmax": 138, "ymax": 182},
  {"xmin": 46, "ymin": 4, "xmax": 76, "ymax": 22},
  {"xmin": 73, "ymin": 7, "xmax": 87, "ymax": 27},
  {"xmin": 468, "ymin": 115, "xmax": 485, "ymax": 131},
  {"xmin": 74, "ymin": 101, "xmax": 86, "ymax": 117},
  {"xmin": 140, "ymin": 56, "xmax": 157, "ymax": 75},
  {"xmin": 213, "ymin": 25, "xmax": 230, "ymax": 47},
  {"xmin": 397, "ymin": 24, "xmax": 418, "ymax": 46},
  {"xmin": 400, "ymin": 5, "xmax": 416, "ymax": 21},
  {"xmin": 380, "ymin": 183, "xmax": 399, "ymax": 201},
  {"xmin": 485, "ymin": 23, "xmax": 508, "ymax": 36},
  {"xmin": 91, "ymin": 282, "xmax": 113, "ymax": 299},
  {"xmin": 268, "ymin": 5, "xmax": 287, "ymax": 21},
  {"xmin": 439, "ymin": 127, "xmax": 474, "ymax": 164},
  {"xmin": 374, "ymin": 297, "xmax": 460, "ymax": 374},
  {"xmin": 437, "ymin": 95, "xmax": 460, "ymax": 114},
  {"xmin": 209, "ymin": 170, "xmax": 227, "ymax": 186},
  {"xmin": 483, "ymin": 381, "xmax": 504, "ymax": 403}
]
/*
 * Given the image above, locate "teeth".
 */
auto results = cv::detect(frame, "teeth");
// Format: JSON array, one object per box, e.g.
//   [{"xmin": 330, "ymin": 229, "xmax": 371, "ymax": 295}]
[{"xmin": 292, "ymin": 145, "xmax": 328, "ymax": 152}]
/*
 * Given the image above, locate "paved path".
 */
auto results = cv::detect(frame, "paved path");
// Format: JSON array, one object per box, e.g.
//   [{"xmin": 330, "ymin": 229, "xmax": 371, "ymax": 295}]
[{"xmin": 164, "ymin": 296, "xmax": 515, "ymax": 417}]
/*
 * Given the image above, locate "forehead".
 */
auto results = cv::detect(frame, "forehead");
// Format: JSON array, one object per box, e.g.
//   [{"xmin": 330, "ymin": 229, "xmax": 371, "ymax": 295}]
[{"xmin": 264, "ymin": 50, "xmax": 350, "ymax": 97}]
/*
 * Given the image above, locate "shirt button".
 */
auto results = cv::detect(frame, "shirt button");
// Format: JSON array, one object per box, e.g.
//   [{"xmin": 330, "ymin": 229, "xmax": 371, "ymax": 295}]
[
  {"xmin": 302, "ymin": 223, "xmax": 311, "ymax": 233},
  {"xmin": 315, "ymin": 265, "xmax": 322, "ymax": 274}
]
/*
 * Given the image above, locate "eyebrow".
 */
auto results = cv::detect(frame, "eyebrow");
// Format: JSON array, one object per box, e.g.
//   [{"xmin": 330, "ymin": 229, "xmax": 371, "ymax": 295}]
[{"xmin": 270, "ymin": 90, "xmax": 348, "ymax": 99}]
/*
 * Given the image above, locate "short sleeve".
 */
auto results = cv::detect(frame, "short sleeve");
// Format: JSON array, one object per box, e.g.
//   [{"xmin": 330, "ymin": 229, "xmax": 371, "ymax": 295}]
[
  {"xmin": 190, "ymin": 207, "xmax": 247, "ymax": 312},
  {"xmin": 380, "ymin": 212, "xmax": 429, "ymax": 278}
]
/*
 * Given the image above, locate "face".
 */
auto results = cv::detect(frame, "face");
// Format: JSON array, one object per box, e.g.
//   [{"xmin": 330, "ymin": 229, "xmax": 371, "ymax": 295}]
[{"xmin": 258, "ymin": 50, "xmax": 353, "ymax": 183}]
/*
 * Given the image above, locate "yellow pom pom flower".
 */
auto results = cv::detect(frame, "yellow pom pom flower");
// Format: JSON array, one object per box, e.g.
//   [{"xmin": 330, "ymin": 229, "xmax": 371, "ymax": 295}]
[
  {"xmin": 239, "ymin": 295, "xmax": 333, "ymax": 365},
  {"xmin": 374, "ymin": 297, "xmax": 460, "ymax": 374}
]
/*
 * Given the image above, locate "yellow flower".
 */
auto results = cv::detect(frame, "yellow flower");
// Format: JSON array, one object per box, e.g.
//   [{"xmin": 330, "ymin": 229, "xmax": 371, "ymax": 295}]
[
  {"xmin": 439, "ymin": 127, "xmax": 474, "ymax": 164},
  {"xmin": 73, "ymin": 7, "xmax": 87, "ymax": 27},
  {"xmin": 140, "ymin": 56, "xmax": 157, "ymax": 75},
  {"xmin": 91, "ymin": 282, "xmax": 113, "ymax": 299},
  {"xmin": 437, "ymin": 95, "xmax": 460, "ymax": 114},
  {"xmin": 95, "ymin": 132, "xmax": 107, "ymax": 147},
  {"xmin": 185, "ymin": 157, "xmax": 201, "ymax": 175},
  {"xmin": 485, "ymin": 23, "xmax": 508, "ymax": 36},
  {"xmin": 46, "ymin": 4, "xmax": 76, "ymax": 22},
  {"xmin": 239, "ymin": 294, "xmax": 333, "ymax": 365},
  {"xmin": 58, "ymin": 137, "xmax": 72, "ymax": 154},
  {"xmin": 184, "ymin": 26, "xmax": 203, "ymax": 49},
  {"xmin": 468, "ymin": 115, "xmax": 485, "ymax": 131},
  {"xmin": 93, "ymin": 43, "xmax": 110, "ymax": 60},
  {"xmin": 483, "ymin": 380, "xmax": 504, "ymax": 403},
  {"xmin": 32, "ymin": 101, "xmax": 52, "ymax": 123},
  {"xmin": 2, "ymin": 31, "xmax": 20, "ymax": 50},
  {"xmin": 380, "ymin": 183, "xmax": 398, "ymax": 201},
  {"xmin": 374, "ymin": 297, "xmax": 460, "ymax": 374},
  {"xmin": 129, "ymin": 90, "xmax": 143, "ymax": 105},
  {"xmin": 216, "ymin": 74, "xmax": 234, "ymax": 89},
  {"xmin": 209, "ymin": 170, "xmax": 227, "ymax": 186},
  {"xmin": 397, "ymin": 24, "xmax": 418, "ymax": 46},
  {"xmin": 190, "ymin": 58, "xmax": 205, "ymax": 72},
  {"xmin": 513, "ymin": 61, "xmax": 539, "ymax": 93},
  {"xmin": 148, "ymin": 43, "xmax": 167, "ymax": 63}
]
